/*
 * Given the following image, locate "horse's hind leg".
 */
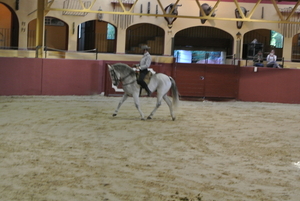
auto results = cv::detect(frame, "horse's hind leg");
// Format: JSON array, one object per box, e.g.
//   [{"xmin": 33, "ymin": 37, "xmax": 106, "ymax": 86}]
[
  {"xmin": 163, "ymin": 95, "xmax": 176, "ymax": 121},
  {"xmin": 113, "ymin": 94, "xmax": 128, "ymax": 117}
]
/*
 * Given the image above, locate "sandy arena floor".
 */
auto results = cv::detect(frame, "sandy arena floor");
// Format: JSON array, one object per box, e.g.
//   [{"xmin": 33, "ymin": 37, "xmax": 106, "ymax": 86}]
[{"xmin": 0, "ymin": 95, "xmax": 300, "ymax": 201}]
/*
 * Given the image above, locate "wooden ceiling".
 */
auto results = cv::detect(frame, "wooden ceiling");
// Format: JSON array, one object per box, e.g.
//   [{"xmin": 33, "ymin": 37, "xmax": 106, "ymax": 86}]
[{"xmin": 42, "ymin": 0, "xmax": 300, "ymax": 25}]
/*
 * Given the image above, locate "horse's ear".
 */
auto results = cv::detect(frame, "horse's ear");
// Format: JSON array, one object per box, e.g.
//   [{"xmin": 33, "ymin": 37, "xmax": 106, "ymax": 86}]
[{"xmin": 108, "ymin": 64, "xmax": 112, "ymax": 70}]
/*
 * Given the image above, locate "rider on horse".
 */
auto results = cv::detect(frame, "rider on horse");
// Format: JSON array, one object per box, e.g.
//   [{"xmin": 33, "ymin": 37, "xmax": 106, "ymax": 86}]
[{"xmin": 135, "ymin": 45, "xmax": 152, "ymax": 96}]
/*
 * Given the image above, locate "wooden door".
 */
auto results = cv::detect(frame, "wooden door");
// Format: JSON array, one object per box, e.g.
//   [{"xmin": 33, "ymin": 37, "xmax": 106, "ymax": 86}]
[
  {"xmin": 175, "ymin": 63, "xmax": 206, "ymax": 97},
  {"xmin": 174, "ymin": 63, "xmax": 238, "ymax": 99}
]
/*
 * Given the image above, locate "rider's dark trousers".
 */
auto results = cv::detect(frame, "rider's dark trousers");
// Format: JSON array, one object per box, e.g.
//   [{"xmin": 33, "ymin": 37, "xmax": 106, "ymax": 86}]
[
  {"xmin": 137, "ymin": 69, "xmax": 151, "ymax": 94},
  {"xmin": 137, "ymin": 69, "xmax": 148, "ymax": 89}
]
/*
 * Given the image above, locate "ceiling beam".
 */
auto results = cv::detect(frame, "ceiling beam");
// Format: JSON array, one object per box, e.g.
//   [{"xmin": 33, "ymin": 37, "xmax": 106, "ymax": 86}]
[
  {"xmin": 43, "ymin": 0, "xmax": 300, "ymax": 25},
  {"xmin": 285, "ymin": 0, "xmax": 300, "ymax": 21},
  {"xmin": 246, "ymin": 0, "xmax": 262, "ymax": 19}
]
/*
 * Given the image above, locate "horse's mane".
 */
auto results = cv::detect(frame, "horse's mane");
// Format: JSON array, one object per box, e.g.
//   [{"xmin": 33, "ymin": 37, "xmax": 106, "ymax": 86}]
[{"xmin": 112, "ymin": 63, "xmax": 136, "ymax": 77}]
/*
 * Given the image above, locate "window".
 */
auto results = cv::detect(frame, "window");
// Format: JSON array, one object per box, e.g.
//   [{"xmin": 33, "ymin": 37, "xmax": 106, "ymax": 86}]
[
  {"xmin": 107, "ymin": 24, "xmax": 115, "ymax": 40},
  {"xmin": 270, "ymin": 30, "xmax": 283, "ymax": 48}
]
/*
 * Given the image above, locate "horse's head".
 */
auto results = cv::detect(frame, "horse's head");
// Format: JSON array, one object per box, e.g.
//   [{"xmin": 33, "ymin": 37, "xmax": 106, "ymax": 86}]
[
  {"xmin": 168, "ymin": 3, "xmax": 182, "ymax": 15},
  {"xmin": 108, "ymin": 64, "xmax": 120, "ymax": 86},
  {"xmin": 235, "ymin": 7, "xmax": 249, "ymax": 29},
  {"xmin": 164, "ymin": 3, "xmax": 182, "ymax": 29},
  {"xmin": 200, "ymin": 3, "xmax": 216, "ymax": 24}
]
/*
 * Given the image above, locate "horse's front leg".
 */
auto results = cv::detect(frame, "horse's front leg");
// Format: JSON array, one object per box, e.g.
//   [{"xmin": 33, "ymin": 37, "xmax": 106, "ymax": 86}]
[
  {"xmin": 147, "ymin": 96, "xmax": 163, "ymax": 120},
  {"xmin": 113, "ymin": 94, "xmax": 128, "ymax": 117},
  {"xmin": 132, "ymin": 93, "xmax": 145, "ymax": 120}
]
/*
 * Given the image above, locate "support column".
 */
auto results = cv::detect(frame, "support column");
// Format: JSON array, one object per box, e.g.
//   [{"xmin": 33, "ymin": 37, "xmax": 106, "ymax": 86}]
[
  {"xmin": 36, "ymin": 0, "xmax": 46, "ymax": 58},
  {"xmin": 164, "ymin": 29, "xmax": 173, "ymax": 56},
  {"xmin": 282, "ymin": 37, "xmax": 292, "ymax": 62},
  {"xmin": 235, "ymin": 32, "xmax": 242, "ymax": 65},
  {"xmin": 116, "ymin": 28, "xmax": 126, "ymax": 54}
]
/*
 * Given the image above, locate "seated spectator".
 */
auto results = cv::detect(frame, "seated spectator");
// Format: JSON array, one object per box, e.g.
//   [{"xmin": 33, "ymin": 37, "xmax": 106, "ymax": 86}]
[
  {"xmin": 253, "ymin": 50, "xmax": 264, "ymax": 67},
  {"xmin": 266, "ymin": 50, "xmax": 281, "ymax": 68}
]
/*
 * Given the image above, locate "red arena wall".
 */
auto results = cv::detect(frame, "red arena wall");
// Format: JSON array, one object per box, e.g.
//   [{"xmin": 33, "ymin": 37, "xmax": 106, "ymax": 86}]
[
  {"xmin": 0, "ymin": 57, "xmax": 105, "ymax": 95},
  {"xmin": 1, "ymin": 57, "xmax": 300, "ymax": 104},
  {"xmin": 0, "ymin": 58, "xmax": 43, "ymax": 95},
  {"xmin": 238, "ymin": 67, "xmax": 300, "ymax": 104},
  {"xmin": 42, "ymin": 59, "xmax": 104, "ymax": 95}
]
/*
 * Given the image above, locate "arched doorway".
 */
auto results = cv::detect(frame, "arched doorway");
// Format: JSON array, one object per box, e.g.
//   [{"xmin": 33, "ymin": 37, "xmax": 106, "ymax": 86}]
[
  {"xmin": 174, "ymin": 26, "xmax": 233, "ymax": 63},
  {"xmin": 243, "ymin": 29, "xmax": 283, "ymax": 60},
  {"xmin": 126, "ymin": 23, "xmax": 164, "ymax": 55},
  {"xmin": 27, "ymin": 17, "xmax": 68, "ymax": 50},
  {"xmin": 291, "ymin": 33, "xmax": 300, "ymax": 62},
  {"xmin": 0, "ymin": 3, "xmax": 19, "ymax": 49},
  {"xmin": 77, "ymin": 20, "xmax": 116, "ymax": 53}
]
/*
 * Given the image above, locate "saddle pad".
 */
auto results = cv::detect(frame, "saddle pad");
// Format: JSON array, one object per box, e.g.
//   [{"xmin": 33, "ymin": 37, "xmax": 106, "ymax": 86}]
[{"xmin": 136, "ymin": 71, "xmax": 152, "ymax": 84}]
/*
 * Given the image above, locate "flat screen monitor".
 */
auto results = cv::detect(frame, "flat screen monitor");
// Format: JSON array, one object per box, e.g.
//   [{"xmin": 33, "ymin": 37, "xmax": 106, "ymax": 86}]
[{"xmin": 174, "ymin": 50, "xmax": 226, "ymax": 64}]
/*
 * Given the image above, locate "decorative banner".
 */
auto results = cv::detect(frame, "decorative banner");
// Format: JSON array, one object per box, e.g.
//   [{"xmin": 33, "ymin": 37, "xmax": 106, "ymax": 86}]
[
  {"xmin": 111, "ymin": 0, "xmax": 134, "ymax": 3},
  {"xmin": 147, "ymin": 2, "xmax": 150, "ymax": 14},
  {"xmin": 62, "ymin": 0, "xmax": 91, "ymax": 16},
  {"xmin": 279, "ymin": 7, "xmax": 300, "ymax": 38},
  {"xmin": 111, "ymin": 0, "xmax": 135, "ymax": 29}
]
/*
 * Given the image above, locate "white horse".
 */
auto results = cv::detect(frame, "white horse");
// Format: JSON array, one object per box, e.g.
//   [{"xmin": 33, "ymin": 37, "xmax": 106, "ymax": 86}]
[{"xmin": 107, "ymin": 63, "xmax": 179, "ymax": 120}]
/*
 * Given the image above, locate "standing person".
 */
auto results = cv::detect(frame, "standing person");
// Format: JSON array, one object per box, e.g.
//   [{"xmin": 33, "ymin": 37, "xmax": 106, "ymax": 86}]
[
  {"xmin": 253, "ymin": 50, "xmax": 264, "ymax": 67},
  {"xmin": 266, "ymin": 50, "xmax": 281, "ymax": 68},
  {"xmin": 135, "ymin": 45, "xmax": 152, "ymax": 96}
]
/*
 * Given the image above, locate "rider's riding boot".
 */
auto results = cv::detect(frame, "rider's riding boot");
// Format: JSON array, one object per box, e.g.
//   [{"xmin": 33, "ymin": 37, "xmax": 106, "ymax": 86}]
[
  {"xmin": 145, "ymin": 85, "xmax": 152, "ymax": 97},
  {"xmin": 139, "ymin": 80, "xmax": 151, "ymax": 97}
]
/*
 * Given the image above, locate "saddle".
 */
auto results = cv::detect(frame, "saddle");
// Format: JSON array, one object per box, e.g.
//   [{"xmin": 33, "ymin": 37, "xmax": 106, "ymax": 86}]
[
  {"xmin": 136, "ymin": 70, "xmax": 153, "ymax": 85},
  {"xmin": 136, "ymin": 70, "xmax": 153, "ymax": 96}
]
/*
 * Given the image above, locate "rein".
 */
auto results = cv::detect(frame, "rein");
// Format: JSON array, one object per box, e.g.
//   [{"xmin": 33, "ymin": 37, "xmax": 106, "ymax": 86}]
[{"xmin": 113, "ymin": 69, "xmax": 136, "ymax": 86}]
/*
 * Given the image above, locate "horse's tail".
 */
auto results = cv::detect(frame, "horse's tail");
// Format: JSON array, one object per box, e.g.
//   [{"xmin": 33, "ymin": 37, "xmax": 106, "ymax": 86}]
[{"xmin": 169, "ymin": 77, "xmax": 179, "ymax": 109}]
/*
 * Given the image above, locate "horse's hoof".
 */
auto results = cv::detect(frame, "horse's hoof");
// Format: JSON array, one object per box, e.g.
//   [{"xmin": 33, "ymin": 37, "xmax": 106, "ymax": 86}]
[
  {"xmin": 172, "ymin": 117, "xmax": 176, "ymax": 121},
  {"xmin": 141, "ymin": 118, "xmax": 146, "ymax": 120},
  {"xmin": 112, "ymin": 114, "xmax": 117, "ymax": 117},
  {"xmin": 147, "ymin": 116, "xmax": 152, "ymax": 120}
]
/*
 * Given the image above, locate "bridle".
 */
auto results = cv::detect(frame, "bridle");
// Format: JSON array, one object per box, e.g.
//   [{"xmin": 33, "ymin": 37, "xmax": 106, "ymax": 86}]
[
  {"xmin": 110, "ymin": 68, "xmax": 136, "ymax": 86},
  {"xmin": 110, "ymin": 68, "xmax": 119, "ymax": 86}
]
